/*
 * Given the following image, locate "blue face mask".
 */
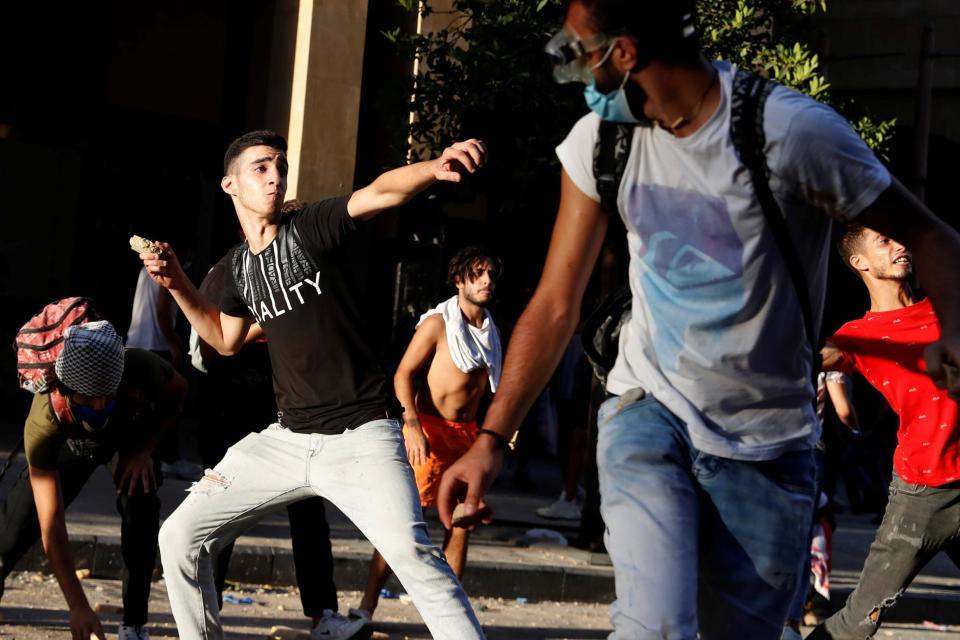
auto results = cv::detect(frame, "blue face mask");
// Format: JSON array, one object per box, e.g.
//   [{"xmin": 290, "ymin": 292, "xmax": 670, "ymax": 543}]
[
  {"xmin": 583, "ymin": 71, "xmax": 640, "ymax": 123},
  {"xmin": 74, "ymin": 399, "xmax": 116, "ymax": 432}
]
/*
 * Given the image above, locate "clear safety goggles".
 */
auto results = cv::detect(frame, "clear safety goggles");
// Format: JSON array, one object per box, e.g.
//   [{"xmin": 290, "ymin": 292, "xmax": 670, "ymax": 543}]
[{"xmin": 544, "ymin": 28, "xmax": 616, "ymax": 84}]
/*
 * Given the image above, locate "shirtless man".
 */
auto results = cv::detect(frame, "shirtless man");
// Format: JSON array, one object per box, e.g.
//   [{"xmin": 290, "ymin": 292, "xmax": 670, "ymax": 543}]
[{"xmin": 353, "ymin": 247, "xmax": 502, "ymax": 622}]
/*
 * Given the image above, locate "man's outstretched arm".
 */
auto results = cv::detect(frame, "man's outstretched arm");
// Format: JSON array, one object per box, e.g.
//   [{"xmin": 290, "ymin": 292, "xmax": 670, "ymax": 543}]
[
  {"xmin": 856, "ymin": 177, "xmax": 960, "ymax": 397},
  {"xmin": 436, "ymin": 170, "xmax": 610, "ymax": 528},
  {"xmin": 141, "ymin": 244, "xmax": 257, "ymax": 356},
  {"xmin": 347, "ymin": 139, "xmax": 487, "ymax": 220}
]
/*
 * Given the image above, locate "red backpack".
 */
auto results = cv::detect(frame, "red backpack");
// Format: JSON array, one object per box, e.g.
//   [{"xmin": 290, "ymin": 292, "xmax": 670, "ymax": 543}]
[{"xmin": 14, "ymin": 297, "xmax": 102, "ymax": 421}]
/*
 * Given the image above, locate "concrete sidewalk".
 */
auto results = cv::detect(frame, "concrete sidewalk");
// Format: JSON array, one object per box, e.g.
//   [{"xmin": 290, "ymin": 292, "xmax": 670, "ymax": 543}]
[{"xmin": 2, "ymin": 438, "xmax": 959, "ymax": 625}]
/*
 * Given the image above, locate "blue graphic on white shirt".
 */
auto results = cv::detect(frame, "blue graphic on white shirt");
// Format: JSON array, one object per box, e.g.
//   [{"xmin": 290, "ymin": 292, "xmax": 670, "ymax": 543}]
[{"xmin": 627, "ymin": 184, "xmax": 745, "ymax": 370}]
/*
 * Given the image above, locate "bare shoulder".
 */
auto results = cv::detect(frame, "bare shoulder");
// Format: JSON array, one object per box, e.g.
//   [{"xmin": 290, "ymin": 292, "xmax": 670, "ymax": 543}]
[{"xmin": 417, "ymin": 314, "xmax": 446, "ymax": 338}]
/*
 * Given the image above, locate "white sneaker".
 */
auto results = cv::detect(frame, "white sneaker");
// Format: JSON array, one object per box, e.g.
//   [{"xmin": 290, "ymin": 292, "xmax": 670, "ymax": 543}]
[
  {"xmin": 536, "ymin": 492, "xmax": 582, "ymax": 520},
  {"xmin": 310, "ymin": 609, "xmax": 371, "ymax": 640},
  {"xmin": 780, "ymin": 625, "xmax": 802, "ymax": 640},
  {"xmin": 118, "ymin": 625, "xmax": 150, "ymax": 640},
  {"xmin": 348, "ymin": 606, "xmax": 372, "ymax": 622}
]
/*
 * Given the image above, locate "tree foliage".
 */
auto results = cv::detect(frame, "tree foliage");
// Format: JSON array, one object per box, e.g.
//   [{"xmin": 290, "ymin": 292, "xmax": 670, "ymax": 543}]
[
  {"xmin": 389, "ymin": 0, "xmax": 894, "ymax": 167},
  {"xmin": 697, "ymin": 0, "xmax": 895, "ymax": 158},
  {"xmin": 385, "ymin": 0, "xmax": 581, "ymax": 178}
]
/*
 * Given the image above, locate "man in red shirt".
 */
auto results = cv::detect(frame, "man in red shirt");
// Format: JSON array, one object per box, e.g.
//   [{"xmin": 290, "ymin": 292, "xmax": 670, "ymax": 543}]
[{"xmin": 809, "ymin": 224, "xmax": 960, "ymax": 638}]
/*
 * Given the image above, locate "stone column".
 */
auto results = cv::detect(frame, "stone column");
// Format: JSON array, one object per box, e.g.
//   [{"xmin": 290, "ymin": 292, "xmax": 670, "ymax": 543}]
[{"xmin": 270, "ymin": 0, "xmax": 369, "ymax": 202}]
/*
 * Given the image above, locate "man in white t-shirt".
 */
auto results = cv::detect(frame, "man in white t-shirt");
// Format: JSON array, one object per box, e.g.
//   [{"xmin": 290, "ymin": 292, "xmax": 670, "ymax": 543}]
[
  {"xmin": 128, "ymin": 266, "xmax": 182, "ymax": 366},
  {"xmin": 437, "ymin": 1, "xmax": 960, "ymax": 638}
]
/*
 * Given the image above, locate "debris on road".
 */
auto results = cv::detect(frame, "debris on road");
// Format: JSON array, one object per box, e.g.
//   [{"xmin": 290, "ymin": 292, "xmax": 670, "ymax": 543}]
[
  {"xmin": 94, "ymin": 603, "xmax": 123, "ymax": 614},
  {"xmin": 268, "ymin": 625, "xmax": 309, "ymax": 639},
  {"xmin": 223, "ymin": 594, "xmax": 255, "ymax": 605}
]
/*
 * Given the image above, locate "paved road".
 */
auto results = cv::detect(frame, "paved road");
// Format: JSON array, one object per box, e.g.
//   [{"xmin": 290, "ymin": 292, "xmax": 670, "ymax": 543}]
[{"xmin": 2, "ymin": 572, "xmax": 960, "ymax": 640}]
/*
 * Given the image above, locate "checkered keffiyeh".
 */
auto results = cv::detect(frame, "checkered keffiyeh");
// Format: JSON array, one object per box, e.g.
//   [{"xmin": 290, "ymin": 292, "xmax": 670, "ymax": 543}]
[{"xmin": 54, "ymin": 320, "xmax": 125, "ymax": 396}]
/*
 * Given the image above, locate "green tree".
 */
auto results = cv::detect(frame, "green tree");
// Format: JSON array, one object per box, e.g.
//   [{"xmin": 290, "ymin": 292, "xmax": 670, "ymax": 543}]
[
  {"xmin": 697, "ymin": 0, "xmax": 895, "ymax": 158},
  {"xmin": 389, "ymin": 0, "xmax": 894, "ymax": 164}
]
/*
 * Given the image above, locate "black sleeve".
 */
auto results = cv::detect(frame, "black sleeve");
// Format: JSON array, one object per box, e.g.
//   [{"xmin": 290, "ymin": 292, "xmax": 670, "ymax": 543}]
[
  {"xmin": 219, "ymin": 249, "xmax": 253, "ymax": 317},
  {"xmin": 291, "ymin": 196, "xmax": 357, "ymax": 252}
]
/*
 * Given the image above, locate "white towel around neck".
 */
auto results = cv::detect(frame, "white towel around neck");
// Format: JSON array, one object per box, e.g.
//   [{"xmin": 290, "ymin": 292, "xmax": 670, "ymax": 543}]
[{"xmin": 418, "ymin": 295, "xmax": 502, "ymax": 392}]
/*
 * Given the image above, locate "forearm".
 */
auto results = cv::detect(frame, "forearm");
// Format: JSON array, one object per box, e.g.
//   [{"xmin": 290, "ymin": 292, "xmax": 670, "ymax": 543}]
[
  {"xmin": 130, "ymin": 408, "xmax": 179, "ymax": 457},
  {"xmin": 910, "ymin": 223, "xmax": 960, "ymax": 335},
  {"xmin": 482, "ymin": 294, "xmax": 578, "ymax": 439},
  {"xmin": 41, "ymin": 517, "xmax": 89, "ymax": 611},
  {"xmin": 351, "ymin": 160, "xmax": 440, "ymax": 220},
  {"xmin": 394, "ymin": 373, "xmax": 421, "ymax": 428},
  {"xmin": 167, "ymin": 283, "xmax": 233, "ymax": 355},
  {"xmin": 134, "ymin": 372, "xmax": 188, "ymax": 455},
  {"xmin": 838, "ymin": 409, "xmax": 860, "ymax": 431}
]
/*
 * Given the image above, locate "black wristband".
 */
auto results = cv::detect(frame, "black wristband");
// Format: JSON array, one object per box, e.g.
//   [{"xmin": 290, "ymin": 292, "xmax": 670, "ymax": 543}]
[{"xmin": 477, "ymin": 428, "xmax": 511, "ymax": 451}]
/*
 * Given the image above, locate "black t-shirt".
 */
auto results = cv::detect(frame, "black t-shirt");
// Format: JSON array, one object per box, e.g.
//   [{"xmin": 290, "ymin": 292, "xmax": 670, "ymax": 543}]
[{"xmin": 220, "ymin": 196, "xmax": 388, "ymax": 434}]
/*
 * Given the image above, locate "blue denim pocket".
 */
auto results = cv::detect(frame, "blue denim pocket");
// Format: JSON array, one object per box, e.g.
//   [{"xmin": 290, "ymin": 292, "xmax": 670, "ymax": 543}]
[{"xmin": 598, "ymin": 388, "xmax": 652, "ymax": 427}]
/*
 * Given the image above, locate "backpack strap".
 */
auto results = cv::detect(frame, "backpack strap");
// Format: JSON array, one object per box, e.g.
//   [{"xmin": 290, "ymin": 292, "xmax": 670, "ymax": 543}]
[
  {"xmin": 50, "ymin": 389, "xmax": 75, "ymax": 425},
  {"xmin": 730, "ymin": 71, "xmax": 818, "ymax": 361},
  {"xmin": 582, "ymin": 121, "xmax": 635, "ymax": 383},
  {"xmin": 593, "ymin": 120, "xmax": 635, "ymax": 216}
]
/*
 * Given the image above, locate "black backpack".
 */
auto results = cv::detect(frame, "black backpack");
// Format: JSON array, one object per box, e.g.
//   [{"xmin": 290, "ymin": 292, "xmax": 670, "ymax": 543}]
[{"xmin": 582, "ymin": 70, "xmax": 816, "ymax": 384}]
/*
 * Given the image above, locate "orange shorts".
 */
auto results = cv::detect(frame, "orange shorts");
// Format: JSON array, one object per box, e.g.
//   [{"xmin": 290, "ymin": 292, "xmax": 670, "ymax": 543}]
[{"xmin": 403, "ymin": 413, "xmax": 477, "ymax": 507}]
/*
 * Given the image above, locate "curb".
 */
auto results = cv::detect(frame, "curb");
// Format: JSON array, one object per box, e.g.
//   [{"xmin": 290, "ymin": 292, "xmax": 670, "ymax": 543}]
[
  {"xmin": 822, "ymin": 585, "xmax": 960, "ymax": 625},
  {"xmin": 15, "ymin": 536, "xmax": 960, "ymax": 624},
  {"xmin": 15, "ymin": 535, "xmax": 616, "ymax": 604}
]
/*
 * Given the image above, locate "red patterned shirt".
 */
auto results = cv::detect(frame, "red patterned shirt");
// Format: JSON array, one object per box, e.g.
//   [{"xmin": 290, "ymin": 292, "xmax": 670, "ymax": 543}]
[{"xmin": 830, "ymin": 298, "xmax": 959, "ymax": 486}]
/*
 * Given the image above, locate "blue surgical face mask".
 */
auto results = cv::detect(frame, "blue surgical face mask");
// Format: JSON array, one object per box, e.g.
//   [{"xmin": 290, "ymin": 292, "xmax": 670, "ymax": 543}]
[
  {"xmin": 74, "ymin": 399, "xmax": 116, "ymax": 432},
  {"xmin": 584, "ymin": 71, "xmax": 640, "ymax": 123},
  {"xmin": 581, "ymin": 40, "xmax": 640, "ymax": 123}
]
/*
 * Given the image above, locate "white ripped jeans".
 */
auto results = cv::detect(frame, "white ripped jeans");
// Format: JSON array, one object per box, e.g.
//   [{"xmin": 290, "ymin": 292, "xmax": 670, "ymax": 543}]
[{"xmin": 159, "ymin": 419, "xmax": 484, "ymax": 640}]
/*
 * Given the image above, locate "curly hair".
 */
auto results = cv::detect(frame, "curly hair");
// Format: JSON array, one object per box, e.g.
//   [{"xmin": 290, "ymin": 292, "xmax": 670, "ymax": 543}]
[{"xmin": 448, "ymin": 246, "xmax": 503, "ymax": 286}]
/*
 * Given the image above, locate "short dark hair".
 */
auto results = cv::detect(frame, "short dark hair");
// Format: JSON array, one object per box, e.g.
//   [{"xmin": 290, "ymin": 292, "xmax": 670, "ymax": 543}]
[
  {"xmin": 575, "ymin": 0, "xmax": 699, "ymax": 65},
  {"xmin": 837, "ymin": 223, "xmax": 867, "ymax": 273},
  {"xmin": 223, "ymin": 130, "xmax": 287, "ymax": 175},
  {"xmin": 448, "ymin": 246, "xmax": 503, "ymax": 286}
]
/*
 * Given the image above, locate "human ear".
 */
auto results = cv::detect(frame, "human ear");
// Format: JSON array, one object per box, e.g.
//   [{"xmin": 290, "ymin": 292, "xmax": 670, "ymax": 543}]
[
  {"xmin": 221, "ymin": 175, "xmax": 236, "ymax": 196},
  {"xmin": 612, "ymin": 36, "xmax": 639, "ymax": 74},
  {"xmin": 850, "ymin": 254, "xmax": 868, "ymax": 273}
]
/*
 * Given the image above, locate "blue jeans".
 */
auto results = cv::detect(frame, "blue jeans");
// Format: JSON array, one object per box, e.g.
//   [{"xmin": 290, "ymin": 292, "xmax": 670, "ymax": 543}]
[
  {"xmin": 785, "ymin": 449, "xmax": 826, "ymax": 622},
  {"xmin": 596, "ymin": 393, "xmax": 816, "ymax": 640}
]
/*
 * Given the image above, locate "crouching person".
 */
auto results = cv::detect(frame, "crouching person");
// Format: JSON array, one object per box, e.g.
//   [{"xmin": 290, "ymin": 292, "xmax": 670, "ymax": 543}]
[{"xmin": 0, "ymin": 320, "xmax": 187, "ymax": 640}]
